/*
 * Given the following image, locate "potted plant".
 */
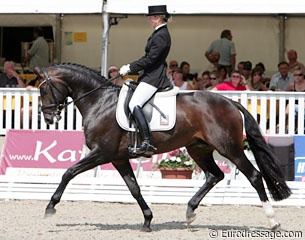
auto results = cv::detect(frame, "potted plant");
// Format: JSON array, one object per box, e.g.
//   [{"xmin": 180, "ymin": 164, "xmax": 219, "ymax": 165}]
[{"xmin": 157, "ymin": 148, "xmax": 195, "ymax": 179}]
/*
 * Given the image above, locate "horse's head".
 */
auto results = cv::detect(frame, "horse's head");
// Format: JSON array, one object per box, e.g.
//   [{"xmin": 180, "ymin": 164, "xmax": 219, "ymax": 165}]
[{"xmin": 34, "ymin": 66, "xmax": 69, "ymax": 125}]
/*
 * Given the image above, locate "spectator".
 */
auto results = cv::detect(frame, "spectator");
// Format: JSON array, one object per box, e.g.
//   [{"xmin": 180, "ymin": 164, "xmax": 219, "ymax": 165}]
[
  {"xmin": 248, "ymin": 67, "xmax": 269, "ymax": 91},
  {"xmin": 180, "ymin": 61, "xmax": 197, "ymax": 86},
  {"xmin": 285, "ymin": 68, "xmax": 305, "ymax": 133},
  {"xmin": 205, "ymin": 51, "xmax": 220, "ymax": 72},
  {"xmin": 172, "ymin": 68, "xmax": 193, "ymax": 90},
  {"xmin": 287, "ymin": 49, "xmax": 305, "ymax": 74},
  {"xmin": 212, "ymin": 70, "xmax": 251, "ymax": 91},
  {"xmin": 24, "ymin": 27, "xmax": 49, "ymax": 68},
  {"xmin": 108, "ymin": 65, "xmax": 124, "ymax": 86},
  {"xmin": 206, "ymin": 70, "xmax": 221, "ymax": 90},
  {"xmin": 241, "ymin": 61, "xmax": 252, "ymax": 82},
  {"xmin": 205, "ymin": 29, "xmax": 236, "ymax": 75},
  {"xmin": 0, "ymin": 61, "xmax": 26, "ymax": 87},
  {"xmin": 180, "ymin": 61, "xmax": 190, "ymax": 81},
  {"xmin": 255, "ymin": 62, "xmax": 270, "ymax": 84},
  {"xmin": 286, "ymin": 68, "xmax": 305, "ymax": 92},
  {"xmin": 269, "ymin": 61, "xmax": 294, "ymax": 91},
  {"xmin": 168, "ymin": 60, "xmax": 179, "ymax": 71},
  {"xmin": 166, "ymin": 60, "xmax": 179, "ymax": 81},
  {"xmin": 237, "ymin": 61, "xmax": 245, "ymax": 73},
  {"xmin": 194, "ymin": 71, "xmax": 211, "ymax": 90},
  {"xmin": 218, "ymin": 65, "xmax": 228, "ymax": 82}
]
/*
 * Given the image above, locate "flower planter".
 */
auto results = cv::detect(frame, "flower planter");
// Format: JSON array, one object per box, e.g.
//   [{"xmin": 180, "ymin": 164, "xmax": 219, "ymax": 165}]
[{"xmin": 159, "ymin": 168, "xmax": 193, "ymax": 179}]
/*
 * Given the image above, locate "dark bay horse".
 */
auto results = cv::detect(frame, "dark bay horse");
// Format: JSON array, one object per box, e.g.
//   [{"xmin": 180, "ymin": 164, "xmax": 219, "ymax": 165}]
[{"xmin": 35, "ymin": 63, "xmax": 291, "ymax": 232}]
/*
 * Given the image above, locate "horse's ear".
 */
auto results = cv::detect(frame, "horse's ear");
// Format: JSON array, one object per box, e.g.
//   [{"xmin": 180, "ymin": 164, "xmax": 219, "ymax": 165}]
[{"xmin": 32, "ymin": 67, "xmax": 44, "ymax": 78}]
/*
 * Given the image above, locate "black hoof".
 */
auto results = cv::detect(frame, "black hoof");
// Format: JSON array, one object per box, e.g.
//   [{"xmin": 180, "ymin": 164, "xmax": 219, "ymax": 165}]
[
  {"xmin": 141, "ymin": 226, "xmax": 152, "ymax": 232},
  {"xmin": 44, "ymin": 208, "xmax": 56, "ymax": 218}
]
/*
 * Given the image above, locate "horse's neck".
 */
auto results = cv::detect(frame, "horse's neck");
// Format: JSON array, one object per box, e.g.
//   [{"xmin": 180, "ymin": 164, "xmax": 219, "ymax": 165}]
[{"xmin": 74, "ymin": 87, "xmax": 119, "ymax": 118}]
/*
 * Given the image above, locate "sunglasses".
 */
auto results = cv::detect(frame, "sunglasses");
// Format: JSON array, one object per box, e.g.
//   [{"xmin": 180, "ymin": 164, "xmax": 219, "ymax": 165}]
[
  {"xmin": 172, "ymin": 70, "xmax": 182, "ymax": 74},
  {"xmin": 232, "ymin": 75, "xmax": 240, "ymax": 78},
  {"xmin": 294, "ymin": 73, "xmax": 303, "ymax": 77},
  {"xmin": 210, "ymin": 77, "xmax": 217, "ymax": 80},
  {"xmin": 170, "ymin": 64, "xmax": 178, "ymax": 67},
  {"xmin": 109, "ymin": 69, "xmax": 118, "ymax": 74}
]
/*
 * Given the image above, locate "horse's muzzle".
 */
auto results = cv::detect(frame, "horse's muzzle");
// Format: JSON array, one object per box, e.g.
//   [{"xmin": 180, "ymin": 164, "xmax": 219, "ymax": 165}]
[{"xmin": 43, "ymin": 112, "xmax": 61, "ymax": 125}]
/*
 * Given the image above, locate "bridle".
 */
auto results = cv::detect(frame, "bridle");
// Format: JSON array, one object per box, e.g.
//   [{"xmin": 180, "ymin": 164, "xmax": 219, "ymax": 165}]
[
  {"xmin": 39, "ymin": 68, "xmax": 122, "ymax": 121},
  {"xmin": 39, "ymin": 68, "xmax": 68, "ymax": 121}
]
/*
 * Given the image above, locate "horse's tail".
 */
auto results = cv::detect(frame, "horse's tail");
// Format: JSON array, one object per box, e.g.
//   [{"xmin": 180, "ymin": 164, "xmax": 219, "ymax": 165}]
[{"xmin": 233, "ymin": 101, "xmax": 291, "ymax": 201}]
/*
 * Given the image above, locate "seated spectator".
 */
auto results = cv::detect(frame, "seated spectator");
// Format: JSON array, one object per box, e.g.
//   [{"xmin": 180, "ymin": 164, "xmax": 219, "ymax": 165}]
[
  {"xmin": 167, "ymin": 60, "xmax": 179, "ymax": 81},
  {"xmin": 108, "ymin": 65, "xmax": 124, "ymax": 86},
  {"xmin": 287, "ymin": 49, "xmax": 305, "ymax": 74},
  {"xmin": 255, "ymin": 62, "xmax": 270, "ymax": 84},
  {"xmin": 206, "ymin": 70, "xmax": 221, "ymax": 90},
  {"xmin": 212, "ymin": 70, "xmax": 250, "ymax": 91},
  {"xmin": 218, "ymin": 65, "xmax": 228, "ymax": 82},
  {"xmin": 168, "ymin": 60, "xmax": 179, "ymax": 71},
  {"xmin": 180, "ymin": 61, "xmax": 198, "ymax": 86},
  {"xmin": 285, "ymin": 68, "xmax": 305, "ymax": 92},
  {"xmin": 248, "ymin": 67, "xmax": 269, "ymax": 91},
  {"xmin": 269, "ymin": 61, "xmax": 294, "ymax": 91},
  {"xmin": 285, "ymin": 68, "xmax": 305, "ymax": 132},
  {"xmin": 194, "ymin": 71, "xmax": 211, "ymax": 90},
  {"xmin": 237, "ymin": 61, "xmax": 245, "ymax": 73},
  {"xmin": 241, "ymin": 61, "xmax": 252, "ymax": 82},
  {"xmin": 172, "ymin": 68, "xmax": 193, "ymax": 90},
  {"xmin": 0, "ymin": 61, "xmax": 26, "ymax": 87}
]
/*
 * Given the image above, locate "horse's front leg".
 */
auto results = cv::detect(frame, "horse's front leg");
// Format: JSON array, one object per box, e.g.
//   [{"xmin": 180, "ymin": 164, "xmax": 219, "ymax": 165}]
[
  {"xmin": 45, "ymin": 148, "xmax": 101, "ymax": 217},
  {"xmin": 113, "ymin": 161, "xmax": 153, "ymax": 232}
]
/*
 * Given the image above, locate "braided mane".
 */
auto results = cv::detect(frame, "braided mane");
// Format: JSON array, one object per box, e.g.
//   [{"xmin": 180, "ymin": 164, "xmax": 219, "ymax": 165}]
[{"xmin": 50, "ymin": 62, "xmax": 121, "ymax": 89}]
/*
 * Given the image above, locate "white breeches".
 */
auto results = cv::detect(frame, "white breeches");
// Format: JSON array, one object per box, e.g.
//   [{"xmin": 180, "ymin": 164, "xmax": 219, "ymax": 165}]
[{"xmin": 129, "ymin": 82, "xmax": 158, "ymax": 112}]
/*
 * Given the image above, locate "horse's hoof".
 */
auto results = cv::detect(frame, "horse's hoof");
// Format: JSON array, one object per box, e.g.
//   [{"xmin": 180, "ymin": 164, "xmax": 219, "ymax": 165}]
[
  {"xmin": 141, "ymin": 226, "xmax": 152, "ymax": 232},
  {"xmin": 44, "ymin": 208, "xmax": 56, "ymax": 218},
  {"xmin": 186, "ymin": 213, "xmax": 197, "ymax": 226},
  {"xmin": 271, "ymin": 222, "xmax": 281, "ymax": 231}
]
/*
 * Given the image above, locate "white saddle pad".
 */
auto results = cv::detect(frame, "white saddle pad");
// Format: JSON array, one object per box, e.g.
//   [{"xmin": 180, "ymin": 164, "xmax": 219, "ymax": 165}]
[{"xmin": 116, "ymin": 79, "xmax": 179, "ymax": 132}]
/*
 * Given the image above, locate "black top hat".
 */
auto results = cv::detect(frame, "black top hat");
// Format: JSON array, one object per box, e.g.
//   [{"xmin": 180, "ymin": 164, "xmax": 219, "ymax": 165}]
[{"xmin": 147, "ymin": 5, "xmax": 169, "ymax": 16}]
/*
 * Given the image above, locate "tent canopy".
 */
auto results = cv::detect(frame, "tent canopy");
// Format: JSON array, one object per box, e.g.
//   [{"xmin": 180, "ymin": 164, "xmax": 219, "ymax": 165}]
[
  {"xmin": 0, "ymin": 0, "xmax": 103, "ymax": 14},
  {"xmin": 104, "ymin": 0, "xmax": 305, "ymax": 15},
  {"xmin": 1, "ymin": 0, "xmax": 305, "ymax": 15}
]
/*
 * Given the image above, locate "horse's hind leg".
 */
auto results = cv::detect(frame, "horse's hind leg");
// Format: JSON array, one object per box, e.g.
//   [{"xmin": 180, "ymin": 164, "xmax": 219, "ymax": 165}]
[
  {"xmin": 45, "ymin": 148, "xmax": 102, "ymax": 217},
  {"xmin": 186, "ymin": 145, "xmax": 224, "ymax": 225},
  {"xmin": 228, "ymin": 151, "xmax": 280, "ymax": 230},
  {"xmin": 112, "ymin": 160, "xmax": 153, "ymax": 232}
]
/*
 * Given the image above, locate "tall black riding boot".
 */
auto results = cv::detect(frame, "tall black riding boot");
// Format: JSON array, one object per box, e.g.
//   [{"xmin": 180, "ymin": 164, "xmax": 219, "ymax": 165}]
[{"xmin": 132, "ymin": 105, "xmax": 156, "ymax": 156}]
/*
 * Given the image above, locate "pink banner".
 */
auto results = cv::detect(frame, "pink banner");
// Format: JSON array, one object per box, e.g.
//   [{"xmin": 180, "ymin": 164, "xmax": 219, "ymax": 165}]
[
  {"xmin": 0, "ymin": 130, "xmax": 155, "ymax": 175},
  {"xmin": 0, "ymin": 130, "xmax": 88, "ymax": 174}
]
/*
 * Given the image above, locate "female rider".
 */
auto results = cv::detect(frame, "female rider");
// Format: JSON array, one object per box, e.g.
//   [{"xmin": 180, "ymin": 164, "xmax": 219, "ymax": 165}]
[{"xmin": 119, "ymin": 5, "xmax": 172, "ymax": 156}]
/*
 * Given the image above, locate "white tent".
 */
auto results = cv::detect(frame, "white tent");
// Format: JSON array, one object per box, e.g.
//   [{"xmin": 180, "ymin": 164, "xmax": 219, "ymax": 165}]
[
  {"xmin": 1, "ymin": 0, "xmax": 305, "ymax": 14},
  {"xmin": 0, "ymin": 0, "xmax": 103, "ymax": 14},
  {"xmin": 1, "ymin": 1, "xmax": 305, "ymax": 74},
  {"xmin": 103, "ymin": 0, "xmax": 305, "ymax": 75},
  {"xmin": 104, "ymin": 0, "xmax": 305, "ymax": 14}
]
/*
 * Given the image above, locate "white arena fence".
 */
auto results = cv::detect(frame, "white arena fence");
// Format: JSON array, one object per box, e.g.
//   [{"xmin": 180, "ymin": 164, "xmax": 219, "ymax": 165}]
[
  {"xmin": 1, "ymin": 88, "xmax": 305, "ymax": 136},
  {"xmin": 0, "ymin": 175, "xmax": 304, "ymax": 206},
  {"xmin": 1, "ymin": 88, "xmax": 305, "ymax": 206}
]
